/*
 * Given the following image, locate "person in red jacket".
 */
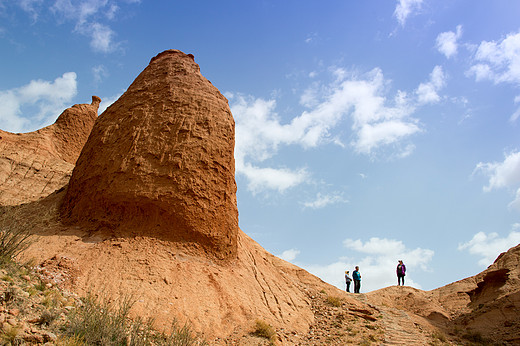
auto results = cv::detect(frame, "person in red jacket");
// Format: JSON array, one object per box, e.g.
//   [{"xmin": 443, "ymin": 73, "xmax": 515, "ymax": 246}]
[{"xmin": 396, "ymin": 260, "xmax": 406, "ymax": 286}]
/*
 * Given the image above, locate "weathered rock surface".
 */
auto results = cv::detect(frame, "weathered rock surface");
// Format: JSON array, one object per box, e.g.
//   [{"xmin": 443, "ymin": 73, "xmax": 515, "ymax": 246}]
[
  {"xmin": 60, "ymin": 50, "xmax": 238, "ymax": 260},
  {"xmin": 366, "ymin": 243, "xmax": 520, "ymax": 344},
  {"xmin": 0, "ymin": 97, "xmax": 100, "ymax": 206},
  {"xmin": 3, "ymin": 49, "xmax": 519, "ymax": 344}
]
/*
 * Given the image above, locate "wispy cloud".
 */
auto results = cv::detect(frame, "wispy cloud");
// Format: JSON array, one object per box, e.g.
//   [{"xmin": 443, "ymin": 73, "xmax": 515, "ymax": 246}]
[
  {"xmin": 303, "ymin": 192, "xmax": 348, "ymax": 209},
  {"xmin": 302, "ymin": 237, "xmax": 434, "ymax": 292},
  {"xmin": 394, "ymin": 0, "xmax": 423, "ymax": 27},
  {"xmin": 92, "ymin": 64, "xmax": 108, "ymax": 84},
  {"xmin": 436, "ymin": 25, "xmax": 463, "ymax": 59},
  {"xmin": 13, "ymin": 0, "xmax": 139, "ymax": 53},
  {"xmin": 458, "ymin": 225, "xmax": 520, "ymax": 266},
  {"xmin": 0, "ymin": 72, "xmax": 77, "ymax": 132}
]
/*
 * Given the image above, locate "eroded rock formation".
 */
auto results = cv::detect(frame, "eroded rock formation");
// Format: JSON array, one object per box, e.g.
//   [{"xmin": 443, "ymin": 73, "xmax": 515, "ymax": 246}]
[
  {"xmin": 0, "ymin": 97, "xmax": 100, "ymax": 206},
  {"xmin": 60, "ymin": 50, "xmax": 238, "ymax": 260}
]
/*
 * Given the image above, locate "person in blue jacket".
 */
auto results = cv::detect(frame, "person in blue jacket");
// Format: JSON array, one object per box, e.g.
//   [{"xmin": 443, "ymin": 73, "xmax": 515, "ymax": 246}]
[{"xmin": 352, "ymin": 266, "xmax": 361, "ymax": 293}]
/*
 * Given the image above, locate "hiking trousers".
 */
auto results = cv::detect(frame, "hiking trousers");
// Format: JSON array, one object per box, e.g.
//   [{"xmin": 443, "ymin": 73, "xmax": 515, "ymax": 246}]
[
  {"xmin": 398, "ymin": 275, "xmax": 405, "ymax": 286},
  {"xmin": 354, "ymin": 280, "xmax": 361, "ymax": 293}
]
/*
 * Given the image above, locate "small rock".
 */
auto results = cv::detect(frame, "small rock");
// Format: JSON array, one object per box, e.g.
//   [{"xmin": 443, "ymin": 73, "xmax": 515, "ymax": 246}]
[
  {"xmin": 21, "ymin": 275, "xmax": 31, "ymax": 281},
  {"xmin": 42, "ymin": 331, "xmax": 57, "ymax": 342},
  {"xmin": 45, "ymin": 283, "xmax": 53, "ymax": 288},
  {"xmin": 24, "ymin": 333, "xmax": 44, "ymax": 343},
  {"xmin": 7, "ymin": 318, "xmax": 17, "ymax": 326},
  {"xmin": 9, "ymin": 308, "xmax": 20, "ymax": 316}
]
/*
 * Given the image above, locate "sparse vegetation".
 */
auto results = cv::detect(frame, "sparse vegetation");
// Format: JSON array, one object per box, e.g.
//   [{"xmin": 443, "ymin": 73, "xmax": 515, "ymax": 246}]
[
  {"xmin": 431, "ymin": 331, "xmax": 447, "ymax": 343},
  {"xmin": 0, "ymin": 208, "xmax": 34, "ymax": 266},
  {"xmin": 64, "ymin": 292, "xmax": 207, "ymax": 345},
  {"xmin": 462, "ymin": 330, "xmax": 487, "ymax": 344},
  {"xmin": 251, "ymin": 319, "xmax": 277, "ymax": 344},
  {"xmin": 0, "ymin": 324, "xmax": 21, "ymax": 345},
  {"xmin": 64, "ymin": 292, "xmax": 152, "ymax": 345},
  {"xmin": 325, "ymin": 295, "xmax": 343, "ymax": 307}
]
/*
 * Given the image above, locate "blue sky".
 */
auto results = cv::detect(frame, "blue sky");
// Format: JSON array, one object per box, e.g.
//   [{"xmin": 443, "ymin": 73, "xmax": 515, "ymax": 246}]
[{"xmin": 1, "ymin": 0, "xmax": 520, "ymax": 292}]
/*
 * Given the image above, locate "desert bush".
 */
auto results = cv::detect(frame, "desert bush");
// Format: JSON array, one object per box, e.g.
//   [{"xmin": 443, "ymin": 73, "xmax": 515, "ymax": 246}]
[
  {"xmin": 325, "ymin": 295, "xmax": 343, "ymax": 307},
  {"xmin": 39, "ymin": 308, "xmax": 60, "ymax": 326},
  {"xmin": 64, "ymin": 293, "xmax": 206, "ymax": 346},
  {"xmin": 0, "ymin": 208, "xmax": 34, "ymax": 266},
  {"xmin": 0, "ymin": 324, "xmax": 21, "ymax": 345},
  {"xmin": 430, "ymin": 331, "xmax": 447, "ymax": 343},
  {"xmin": 462, "ymin": 331, "xmax": 487, "ymax": 344},
  {"xmin": 251, "ymin": 319, "xmax": 276, "ymax": 344},
  {"xmin": 155, "ymin": 318, "xmax": 207, "ymax": 346},
  {"xmin": 65, "ymin": 293, "xmax": 135, "ymax": 345}
]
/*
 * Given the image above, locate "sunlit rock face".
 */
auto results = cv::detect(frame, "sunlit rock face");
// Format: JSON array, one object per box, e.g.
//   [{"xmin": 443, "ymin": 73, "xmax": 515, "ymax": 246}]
[{"xmin": 61, "ymin": 50, "xmax": 238, "ymax": 260}]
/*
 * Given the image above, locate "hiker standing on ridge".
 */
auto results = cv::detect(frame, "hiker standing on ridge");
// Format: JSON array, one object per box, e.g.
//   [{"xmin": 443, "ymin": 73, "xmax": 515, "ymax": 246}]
[
  {"xmin": 345, "ymin": 270, "xmax": 352, "ymax": 292},
  {"xmin": 397, "ymin": 260, "xmax": 406, "ymax": 286},
  {"xmin": 352, "ymin": 266, "xmax": 361, "ymax": 293}
]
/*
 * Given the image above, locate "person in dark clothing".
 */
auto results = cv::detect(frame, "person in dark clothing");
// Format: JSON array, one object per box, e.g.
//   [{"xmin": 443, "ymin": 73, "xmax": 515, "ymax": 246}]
[
  {"xmin": 352, "ymin": 266, "xmax": 361, "ymax": 293},
  {"xmin": 397, "ymin": 260, "xmax": 406, "ymax": 286},
  {"xmin": 345, "ymin": 270, "xmax": 352, "ymax": 292}
]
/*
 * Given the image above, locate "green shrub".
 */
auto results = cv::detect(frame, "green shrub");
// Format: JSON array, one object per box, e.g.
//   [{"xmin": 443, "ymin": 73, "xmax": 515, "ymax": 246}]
[
  {"xmin": 65, "ymin": 293, "xmax": 206, "ymax": 346},
  {"xmin": 65, "ymin": 293, "xmax": 135, "ymax": 345}
]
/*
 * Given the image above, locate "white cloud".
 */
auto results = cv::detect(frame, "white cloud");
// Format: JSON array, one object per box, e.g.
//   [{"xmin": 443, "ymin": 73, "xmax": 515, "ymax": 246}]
[
  {"xmin": 474, "ymin": 151, "xmax": 520, "ymax": 192},
  {"xmin": 416, "ymin": 65, "xmax": 446, "ymax": 104},
  {"xmin": 467, "ymin": 31, "xmax": 520, "ymax": 85},
  {"xmin": 302, "ymin": 237, "xmax": 434, "ymax": 292},
  {"xmin": 474, "ymin": 151, "xmax": 520, "ymax": 211},
  {"xmin": 238, "ymin": 164, "xmax": 308, "ymax": 194},
  {"xmin": 230, "ymin": 67, "xmax": 423, "ymax": 193},
  {"xmin": 278, "ymin": 249, "xmax": 300, "ymax": 262},
  {"xmin": 436, "ymin": 25, "xmax": 463, "ymax": 59},
  {"xmin": 394, "ymin": 0, "xmax": 423, "ymax": 27},
  {"xmin": 303, "ymin": 192, "xmax": 347, "ymax": 209},
  {"xmin": 0, "ymin": 72, "xmax": 77, "ymax": 132},
  {"xmin": 458, "ymin": 228, "xmax": 520, "ymax": 266}
]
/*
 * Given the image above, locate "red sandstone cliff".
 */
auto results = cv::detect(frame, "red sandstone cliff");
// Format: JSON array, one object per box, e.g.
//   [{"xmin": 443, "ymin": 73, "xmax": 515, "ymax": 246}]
[
  {"xmin": 0, "ymin": 97, "xmax": 100, "ymax": 206},
  {"xmin": 60, "ymin": 50, "xmax": 238, "ymax": 260}
]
